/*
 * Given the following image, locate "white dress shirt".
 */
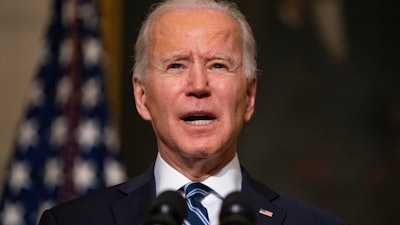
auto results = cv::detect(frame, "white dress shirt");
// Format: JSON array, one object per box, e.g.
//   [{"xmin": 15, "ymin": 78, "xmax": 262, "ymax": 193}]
[{"xmin": 154, "ymin": 153, "xmax": 242, "ymax": 225}]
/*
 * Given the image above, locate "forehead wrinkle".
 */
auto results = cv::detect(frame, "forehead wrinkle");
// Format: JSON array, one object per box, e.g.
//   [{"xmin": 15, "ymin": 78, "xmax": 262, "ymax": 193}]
[
  {"xmin": 202, "ymin": 27, "xmax": 242, "ymax": 57},
  {"xmin": 149, "ymin": 9, "xmax": 243, "ymax": 65},
  {"xmin": 196, "ymin": 34, "xmax": 241, "ymax": 63}
]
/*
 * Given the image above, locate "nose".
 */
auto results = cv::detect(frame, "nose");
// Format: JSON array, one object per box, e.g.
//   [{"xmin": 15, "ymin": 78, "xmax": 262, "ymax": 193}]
[{"xmin": 186, "ymin": 66, "xmax": 210, "ymax": 98}]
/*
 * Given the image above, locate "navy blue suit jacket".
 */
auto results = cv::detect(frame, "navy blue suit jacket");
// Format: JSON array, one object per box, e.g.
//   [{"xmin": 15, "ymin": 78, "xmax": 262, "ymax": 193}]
[{"xmin": 39, "ymin": 164, "xmax": 349, "ymax": 225}]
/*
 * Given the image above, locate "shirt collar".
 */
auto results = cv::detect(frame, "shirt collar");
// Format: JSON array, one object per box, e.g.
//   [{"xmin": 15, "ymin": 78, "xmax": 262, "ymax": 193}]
[{"xmin": 154, "ymin": 152, "xmax": 242, "ymax": 198}]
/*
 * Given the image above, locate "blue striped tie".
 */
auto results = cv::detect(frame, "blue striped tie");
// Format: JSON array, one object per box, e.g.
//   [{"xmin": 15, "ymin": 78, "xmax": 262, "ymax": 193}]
[{"xmin": 181, "ymin": 182, "xmax": 212, "ymax": 225}]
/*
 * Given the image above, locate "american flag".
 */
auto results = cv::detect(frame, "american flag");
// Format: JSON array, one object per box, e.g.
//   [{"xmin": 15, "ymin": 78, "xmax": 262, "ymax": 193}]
[{"xmin": 0, "ymin": 0, "xmax": 127, "ymax": 224}]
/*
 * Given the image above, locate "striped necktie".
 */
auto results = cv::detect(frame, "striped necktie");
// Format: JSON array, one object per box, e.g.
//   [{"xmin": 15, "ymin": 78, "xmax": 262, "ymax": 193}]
[{"xmin": 181, "ymin": 182, "xmax": 212, "ymax": 225}]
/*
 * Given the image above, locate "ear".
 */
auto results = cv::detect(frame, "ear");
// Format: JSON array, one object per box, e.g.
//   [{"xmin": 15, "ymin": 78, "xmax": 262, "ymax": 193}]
[
  {"xmin": 244, "ymin": 76, "xmax": 257, "ymax": 122},
  {"xmin": 133, "ymin": 76, "xmax": 152, "ymax": 121}
]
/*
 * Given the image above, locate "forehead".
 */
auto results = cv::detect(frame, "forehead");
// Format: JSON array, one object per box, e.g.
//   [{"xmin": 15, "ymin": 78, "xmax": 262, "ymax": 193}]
[{"xmin": 149, "ymin": 9, "xmax": 241, "ymax": 44}]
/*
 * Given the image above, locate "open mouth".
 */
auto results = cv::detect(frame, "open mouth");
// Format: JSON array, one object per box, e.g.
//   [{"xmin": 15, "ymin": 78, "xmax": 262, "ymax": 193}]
[{"xmin": 182, "ymin": 114, "xmax": 216, "ymax": 125}]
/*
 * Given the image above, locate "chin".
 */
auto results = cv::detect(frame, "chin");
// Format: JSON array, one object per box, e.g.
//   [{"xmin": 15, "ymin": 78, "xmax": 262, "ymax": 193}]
[
  {"xmin": 183, "ymin": 151, "xmax": 210, "ymax": 158},
  {"xmin": 181, "ymin": 147, "xmax": 223, "ymax": 160}
]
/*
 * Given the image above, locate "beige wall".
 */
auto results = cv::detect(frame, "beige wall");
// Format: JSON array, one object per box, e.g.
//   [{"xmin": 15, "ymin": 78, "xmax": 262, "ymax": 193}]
[{"xmin": 0, "ymin": 0, "xmax": 49, "ymax": 193}]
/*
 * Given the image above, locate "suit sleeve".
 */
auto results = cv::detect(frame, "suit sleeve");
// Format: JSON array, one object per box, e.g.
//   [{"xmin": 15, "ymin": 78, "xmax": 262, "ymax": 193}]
[{"xmin": 38, "ymin": 209, "xmax": 57, "ymax": 225}]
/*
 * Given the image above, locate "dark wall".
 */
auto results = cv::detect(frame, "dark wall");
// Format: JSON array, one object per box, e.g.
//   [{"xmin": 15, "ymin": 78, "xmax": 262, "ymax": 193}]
[
  {"xmin": 121, "ymin": 0, "xmax": 158, "ymax": 180},
  {"xmin": 120, "ymin": 1, "xmax": 400, "ymax": 225}
]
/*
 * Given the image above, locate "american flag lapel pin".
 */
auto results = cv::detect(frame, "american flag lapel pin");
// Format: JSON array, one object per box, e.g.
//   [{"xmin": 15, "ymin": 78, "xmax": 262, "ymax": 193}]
[{"xmin": 259, "ymin": 208, "xmax": 273, "ymax": 217}]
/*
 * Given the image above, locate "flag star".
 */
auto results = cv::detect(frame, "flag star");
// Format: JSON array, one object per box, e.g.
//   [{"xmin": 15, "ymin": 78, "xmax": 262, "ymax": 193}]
[
  {"xmin": 104, "ymin": 159, "xmax": 126, "ymax": 186},
  {"xmin": 78, "ymin": 119, "xmax": 100, "ymax": 150},
  {"xmin": 38, "ymin": 40, "xmax": 51, "ymax": 64},
  {"xmin": 9, "ymin": 161, "xmax": 32, "ymax": 194},
  {"xmin": 82, "ymin": 78, "xmax": 101, "ymax": 108},
  {"xmin": 104, "ymin": 126, "xmax": 120, "ymax": 151},
  {"xmin": 28, "ymin": 80, "xmax": 44, "ymax": 107},
  {"xmin": 73, "ymin": 160, "xmax": 97, "ymax": 193},
  {"xmin": 62, "ymin": 0, "xmax": 75, "ymax": 26},
  {"xmin": 83, "ymin": 38, "xmax": 102, "ymax": 66},
  {"xmin": 56, "ymin": 76, "xmax": 71, "ymax": 106},
  {"xmin": 44, "ymin": 158, "xmax": 61, "ymax": 189},
  {"xmin": 50, "ymin": 117, "xmax": 67, "ymax": 146},
  {"xmin": 59, "ymin": 37, "xmax": 73, "ymax": 65},
  {"xmin": 79, "ymin": 3, "xmax": 98, "ymax": 29},
  {"xmin": 17, "ymin": 119, "xmax": 39, "ymax": 150},
  {"xmin": 0, "ymin": 202, "xmax": 24, "ymax": 225}
]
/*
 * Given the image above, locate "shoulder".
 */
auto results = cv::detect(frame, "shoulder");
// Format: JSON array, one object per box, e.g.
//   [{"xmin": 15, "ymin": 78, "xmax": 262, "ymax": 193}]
[
  {"xmin": 39, "ymin": 164, "xmax": 156, "ymax": 225},
  {"xmin": 38, "ymin": 184, "xmax": 124, "ymax": 225},
  {"xmin": 53, "ymin": 183, "xmax": 124, "ymax": 211},
  {"xmin": 275, "ymin": 192, "xmax": 349, "ymax": 225},
  {"xmin": 241, "ymin": 168, "xmax": 349, "ymax": 225}
]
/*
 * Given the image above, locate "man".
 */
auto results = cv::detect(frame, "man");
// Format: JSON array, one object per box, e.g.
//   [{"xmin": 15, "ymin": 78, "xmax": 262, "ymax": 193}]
[{"xmin": 39, "ymin": 0, "xmax": 350, "ymax": 224}]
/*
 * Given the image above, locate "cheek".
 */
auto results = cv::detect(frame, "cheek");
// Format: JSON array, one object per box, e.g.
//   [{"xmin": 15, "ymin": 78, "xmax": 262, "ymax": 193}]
[
  {"xmin": 214, "ymin": 85, "xmax": 247, "ymax": 122},
  {"xmin": 219, "ymin": 80, "xmax": 247, "ymax": 105},
  {"xmin": 146, "ymin": 80, "xmax": 180, "ymax": 113},
  {"xmin": 147, "ymin": 90, "xmax": 166, "ymax": 113}
]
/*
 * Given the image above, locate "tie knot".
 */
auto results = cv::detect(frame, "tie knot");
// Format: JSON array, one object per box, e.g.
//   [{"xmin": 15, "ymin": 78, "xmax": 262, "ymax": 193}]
[{"xmin": 182, "ymin": 182, "xmax": 212, "ymax": 201}]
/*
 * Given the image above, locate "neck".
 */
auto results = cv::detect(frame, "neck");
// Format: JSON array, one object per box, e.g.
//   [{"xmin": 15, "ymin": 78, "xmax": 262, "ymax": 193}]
[{"xmin": 159, "ymin": 150, "xmax": 235, "ymax": 181}]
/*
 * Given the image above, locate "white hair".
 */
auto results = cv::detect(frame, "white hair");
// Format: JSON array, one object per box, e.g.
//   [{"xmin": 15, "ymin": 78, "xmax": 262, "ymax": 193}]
[{"xmin": 133, "ymin": 0, "xmax": 257, "ymax": 82}]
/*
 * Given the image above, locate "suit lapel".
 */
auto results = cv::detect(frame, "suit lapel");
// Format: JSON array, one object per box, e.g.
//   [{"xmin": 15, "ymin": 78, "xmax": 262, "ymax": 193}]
[
  {"xmin": 109, "ymin": 164, "xmax": 286, "ymax": 225},
  {"xmin": 241, "ymin": 168, "xmax": 286, "ymax": 225},
  {"xmin": 111, "ymin": 164, "xmax": 157, "ymax": 225}
]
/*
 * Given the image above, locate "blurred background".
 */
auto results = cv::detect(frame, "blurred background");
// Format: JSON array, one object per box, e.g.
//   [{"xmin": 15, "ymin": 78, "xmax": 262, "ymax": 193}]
[{"xmin": 0, "ymin": 0, "xmax": 399, "ymax": 225}]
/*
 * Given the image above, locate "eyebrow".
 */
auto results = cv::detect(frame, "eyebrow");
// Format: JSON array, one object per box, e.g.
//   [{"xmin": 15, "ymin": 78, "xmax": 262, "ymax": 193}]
[
  {"xmin": 161, "ymin": 53, "xmax": 237, "ymax": 65},
  {"xmin": 212, "ymin": 54, "xmax": 244, "ymax": 72},
  {"xmin": 210, "ymin": 54, "xmax": 234, "ymax": 64},
  {"xmin": 162, "ymin": 54, "xmax": 190, "ymax": 64}
]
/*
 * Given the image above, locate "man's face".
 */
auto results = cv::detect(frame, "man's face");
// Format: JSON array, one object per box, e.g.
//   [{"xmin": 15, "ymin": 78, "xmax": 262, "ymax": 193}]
[{"xmin": 134, "ymin": 9, "xmax": 256, "ymax": 163}]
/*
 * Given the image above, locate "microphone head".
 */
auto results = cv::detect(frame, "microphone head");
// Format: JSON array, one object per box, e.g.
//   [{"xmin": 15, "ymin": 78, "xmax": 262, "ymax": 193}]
[
  {"xmin": 141, "ymin": 190, "xmax": 187, "ymax": 225},
  {"xmin": 219, "ymin": 191, "xmax": 256, "ymax": 225}
]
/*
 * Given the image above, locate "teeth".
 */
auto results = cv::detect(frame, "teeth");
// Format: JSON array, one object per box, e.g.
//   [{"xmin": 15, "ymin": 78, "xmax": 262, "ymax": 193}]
[{"xmin": 186, "ymin": 119, "xmax": 213, "ymax": 125}]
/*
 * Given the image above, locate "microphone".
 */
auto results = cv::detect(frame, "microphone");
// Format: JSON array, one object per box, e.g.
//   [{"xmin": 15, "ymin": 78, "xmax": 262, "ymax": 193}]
[
  {"xmin": 140, "ymin": 190, "xmax": 187, "ymax": 225},
  {"xmin": 219, "ymin": 191, "xmax": 256, "ymax": 225}
]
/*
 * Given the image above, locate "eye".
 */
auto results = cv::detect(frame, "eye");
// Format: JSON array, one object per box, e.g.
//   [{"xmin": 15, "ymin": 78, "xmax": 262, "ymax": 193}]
[
  {"xmin": 212, "ymin": 63, "xmax": 227, "ymax": 69},
  {"xmin": 168, "ymin": 63, "xmax": 183, "ymax": 69}
]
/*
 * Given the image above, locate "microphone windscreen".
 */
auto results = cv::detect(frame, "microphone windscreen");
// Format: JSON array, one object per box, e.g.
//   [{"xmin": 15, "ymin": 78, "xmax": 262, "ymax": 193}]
[
  {"xmin": 140, "ymin": 190, "xmax": 187, "ymax": 225},
  {"xmin": 219, "ymin": 191, "xmax": 256, "ymax": 225}
]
